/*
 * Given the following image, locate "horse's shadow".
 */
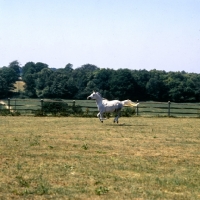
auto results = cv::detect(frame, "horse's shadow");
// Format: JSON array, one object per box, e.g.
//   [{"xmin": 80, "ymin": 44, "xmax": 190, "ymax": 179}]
[{"xmin": 105, "ymin": 123, "xmax": 148, "ymax": 127}]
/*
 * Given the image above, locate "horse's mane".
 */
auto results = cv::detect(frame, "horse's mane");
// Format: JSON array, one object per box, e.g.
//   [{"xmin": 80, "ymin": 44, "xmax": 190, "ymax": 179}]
[
  {"xmin": 95, "ymin": 92, "xmax": 108, "ymax": 100},
  {"xmin": 96, "ymin": 92, "xmax": 102, "ymax": 97}
]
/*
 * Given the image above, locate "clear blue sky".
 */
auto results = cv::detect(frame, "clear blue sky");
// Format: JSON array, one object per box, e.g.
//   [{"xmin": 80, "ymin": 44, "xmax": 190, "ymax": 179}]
[{"xmin": 1, "ymin": 0, "xmax": 200, "ymax": 73}]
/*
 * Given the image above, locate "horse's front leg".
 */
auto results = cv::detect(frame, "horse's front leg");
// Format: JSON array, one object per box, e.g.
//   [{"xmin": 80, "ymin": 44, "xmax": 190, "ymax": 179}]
[
  {"xmin": 97, "ymin": 112, "xmax": 101, "ymax": 121},
  {"xmin": 97, "ymin": 112, "xmax": 104, "ymax": 123}
]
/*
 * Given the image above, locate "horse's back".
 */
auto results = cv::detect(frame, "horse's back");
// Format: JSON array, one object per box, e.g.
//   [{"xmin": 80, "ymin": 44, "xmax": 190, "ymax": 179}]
[
  {"xmin": 103, "ymin": 100, "xmax": 121, "ymax": 106},
  {"xmin": 102, "ymin": 100, "xmax": 123, "ymax": 112}
]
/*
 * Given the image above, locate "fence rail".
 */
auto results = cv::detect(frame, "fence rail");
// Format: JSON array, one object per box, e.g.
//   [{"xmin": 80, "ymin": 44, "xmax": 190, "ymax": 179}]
[{"xmin": 0, "ymin": 98, "xmax": 200, "ymax": 117}]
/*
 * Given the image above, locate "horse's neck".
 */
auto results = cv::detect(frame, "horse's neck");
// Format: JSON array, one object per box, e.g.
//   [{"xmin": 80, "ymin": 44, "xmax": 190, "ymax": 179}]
[{"xmin": 95, "ymin": 96, "xmax": 103, "ymax": 107}]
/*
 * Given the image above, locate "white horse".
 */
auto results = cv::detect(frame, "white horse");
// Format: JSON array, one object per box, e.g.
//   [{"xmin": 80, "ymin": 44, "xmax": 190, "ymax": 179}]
[{"xmin": 87, "ymin": 91, "xmax": 139, "ymax": 123}]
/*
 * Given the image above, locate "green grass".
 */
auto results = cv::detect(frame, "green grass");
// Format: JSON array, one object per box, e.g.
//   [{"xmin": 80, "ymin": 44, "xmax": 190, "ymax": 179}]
[{"xmin": 0, "ymin": 116, "xmax": 200, "ymax": 199}]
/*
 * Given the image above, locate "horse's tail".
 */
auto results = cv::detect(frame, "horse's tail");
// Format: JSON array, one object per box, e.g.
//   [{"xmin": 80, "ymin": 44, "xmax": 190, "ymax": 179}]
[{"xmin": 122, "ymin": 100, "xmax": 139, "ymax": 107}]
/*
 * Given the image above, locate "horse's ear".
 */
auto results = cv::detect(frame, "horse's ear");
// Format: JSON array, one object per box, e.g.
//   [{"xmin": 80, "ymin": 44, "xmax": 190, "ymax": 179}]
[{"xmin": 93, "ymin": 90, "xmax": 96, "ymax": 93}]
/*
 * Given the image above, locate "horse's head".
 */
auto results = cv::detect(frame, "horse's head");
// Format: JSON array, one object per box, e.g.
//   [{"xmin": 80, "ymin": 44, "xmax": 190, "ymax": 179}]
[{"xmin": 87, "ymin": 91, "xmax": 101, "ymax": 100}]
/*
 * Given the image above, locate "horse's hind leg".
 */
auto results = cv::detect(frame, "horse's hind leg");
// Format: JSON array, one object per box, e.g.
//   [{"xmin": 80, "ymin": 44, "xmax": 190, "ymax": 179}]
[
  {"xmin": 114, "ymin": 111, "xmax": 121, "ymax": 123},
  {"xmin": 113, "ymin": 117, "xmax": 118, "ymax": 123},
  {"xmin": 114, "ymin": 116, "xmax": 119, "ymax": 123},
  {"xmin": 113, "ymin": 115, "xmax": 118, "ymax": 123}
]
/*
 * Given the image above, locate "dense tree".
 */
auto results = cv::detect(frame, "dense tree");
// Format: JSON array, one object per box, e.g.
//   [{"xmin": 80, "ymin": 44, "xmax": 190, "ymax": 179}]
[
  {"xmin": 189, "ymin": 74, "xmax": 200, "ymax": 101},
  {"xmin": 9, "ymin": 60, "xmax": 21, "ymax": 77},
  {"xmin": 22, "ymin": 62, "xmax": 49, "ymax": 97},
  {"xmin": 110, "ymin": 69, "xmax": 137, "ymax": 100},
  {"xmin": 165, "ymin": 72, "xmax": 186, "ymax": 102},
  {"xmin": 146, "ymin": 70, "xmax": 168, "ymax": 101},
  {"xmin": 36, "ymin": 68, "xmax": 53, "ymax": 97},
  {"xmin": 0, "ymin": 76, "xmax": 8, "ymax": 97},
  {"xmin": 22, "ymin": 62, "xmax": 48, "ymax": 79},
  {"xmin": 93, "ymin": 68, "xmax": 114, "ymax": 99},
  {"xmin": 131, "ymin": 69, "xmax": 149, "ymax": 100},
  {"xmin": 72, "ymin": 64, "xmax": 100, "ymax": 99},
  {"xmin": 23, "ymin": 74, "xmax": 37, "ymax": 97},
  {"xmin": 66, "ymin": 77, "xmax": 78, "ymax": 99},
  {"xmin": 64, "ymin": 63, "xmax": 73, "ymax": 73},
  {"xmin": 22, "ymin": 62, "xmax": 36, "ymax": 78},
  {"xmin": 0, "ymin": 66, "xmax": 19, "ymax": 97},
  {"xmin": 0, "ymin": 67, "xmax": 18, "ymax": 88},
  {"xmin": 1, "ymin": 60, "xmax": 200, "ymax": 102}
]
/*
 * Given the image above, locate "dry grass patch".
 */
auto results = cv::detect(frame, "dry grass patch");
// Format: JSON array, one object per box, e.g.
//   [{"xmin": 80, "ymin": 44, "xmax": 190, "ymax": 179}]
[
  {"xmin": 12, "ymin": 81, "xmax": 25, "ymax": 92},
  {"xmin": 0, "ymin": 116, "xmax": 200, "ymax": 199}
]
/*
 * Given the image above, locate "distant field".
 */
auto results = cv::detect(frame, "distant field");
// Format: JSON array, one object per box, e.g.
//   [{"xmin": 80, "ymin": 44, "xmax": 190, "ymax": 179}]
[
  {"xmin": 0, "ymin": 117, "xmax": 200, "ymax": 199},
  {"xmin": 12, "ymin": 81, "xmax": 25, "ymax": 92}
]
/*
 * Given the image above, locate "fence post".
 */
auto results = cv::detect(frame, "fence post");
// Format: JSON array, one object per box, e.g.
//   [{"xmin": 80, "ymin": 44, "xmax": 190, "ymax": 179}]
[
  {"xmin": 168, "ymin": 101, "xmax": 171, "ymax": 117},
  {"xmin": 41, "ymin": 99, "xmax": 44, "ymax": 114},
  {"xmin": 136, "ymin": 100, "xmax": 139, "ymax": 116},
  {"xmin": 8, "ymin": 98, "xmax": 11, "ymax": 113},
  {"xmin": 73, "ymin": 100, "xmax": 76, "ymax": 107},
  {"xmin": 15, "ymin": 99, "xmax": 16, "ymax": 111}
]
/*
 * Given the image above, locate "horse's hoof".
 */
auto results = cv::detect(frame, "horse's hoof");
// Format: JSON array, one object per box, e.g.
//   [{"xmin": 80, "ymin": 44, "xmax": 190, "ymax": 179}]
[
  {"xmin": 101, "ymin": 121, "xmax": 103, "ymax": 123},
  {"xmin": 117, "ymin": 121, "xmax": 118, "ymax": 124}
]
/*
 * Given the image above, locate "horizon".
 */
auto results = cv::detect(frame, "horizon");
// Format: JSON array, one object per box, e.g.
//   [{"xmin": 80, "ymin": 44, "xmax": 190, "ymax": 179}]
[{"xmin": 2, "ymin": 61, "xmax": 200, "ymax": 74}]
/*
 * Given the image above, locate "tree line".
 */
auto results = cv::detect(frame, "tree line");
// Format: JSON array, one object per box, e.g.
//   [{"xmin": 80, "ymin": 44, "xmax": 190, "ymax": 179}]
[{"xmin": 1, "ymin": 60, "xmax": 200, "ymax": 102}]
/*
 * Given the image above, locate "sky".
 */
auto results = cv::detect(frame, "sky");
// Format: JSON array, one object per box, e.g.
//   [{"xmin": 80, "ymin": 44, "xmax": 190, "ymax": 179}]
[{"xmin": 0, "ymin": 0, "xmax": 200, "ymax": 73}]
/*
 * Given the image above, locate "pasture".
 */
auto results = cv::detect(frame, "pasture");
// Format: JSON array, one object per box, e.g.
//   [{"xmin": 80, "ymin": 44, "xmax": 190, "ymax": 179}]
[{"xmin": 0, "ymin": 116, "xmax": 200, "ymax": 199}]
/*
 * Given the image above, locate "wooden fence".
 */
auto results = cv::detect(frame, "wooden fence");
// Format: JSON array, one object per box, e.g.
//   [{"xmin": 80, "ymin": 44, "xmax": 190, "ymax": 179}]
[
  {"xmin": 0, "ymin": 98, "xmax": 200, "ymax": 117},
  {"xmin": 137, "ymin": 101, "xmax": 200, "ymax": 117}
]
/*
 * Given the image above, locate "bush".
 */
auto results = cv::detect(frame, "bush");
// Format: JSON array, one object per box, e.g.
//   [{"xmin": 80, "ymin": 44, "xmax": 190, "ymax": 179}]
[
  {"xmin": 40, "ymin": 101, "xmax": 83, "ymax": 116},
  {"xmin": 121, "ymin": 107, "xmax": 136, "ymax": 117},
  {"xmin": 11, "ymin": 111, "xmax": 21, "ymax": 116},
  {"xmin": 0, "ymin": 109, "xmax": 10, "ymax": 116},
  {"xmin": 42, "ymin": 102, "xmax": 69, "ymax": 116},
  {"xmin": 34, "ymin": 110, "xmax": 46, "ymax": 117},
  {"xmin": 72, "ymin": 105, "xmax": 83, "ymax": 115}
]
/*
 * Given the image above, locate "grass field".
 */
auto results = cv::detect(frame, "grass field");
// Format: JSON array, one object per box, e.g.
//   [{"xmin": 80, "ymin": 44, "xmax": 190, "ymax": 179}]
[{"xmin": 0, "ymin": 116, "xmax": 200, "ymax": 199}]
